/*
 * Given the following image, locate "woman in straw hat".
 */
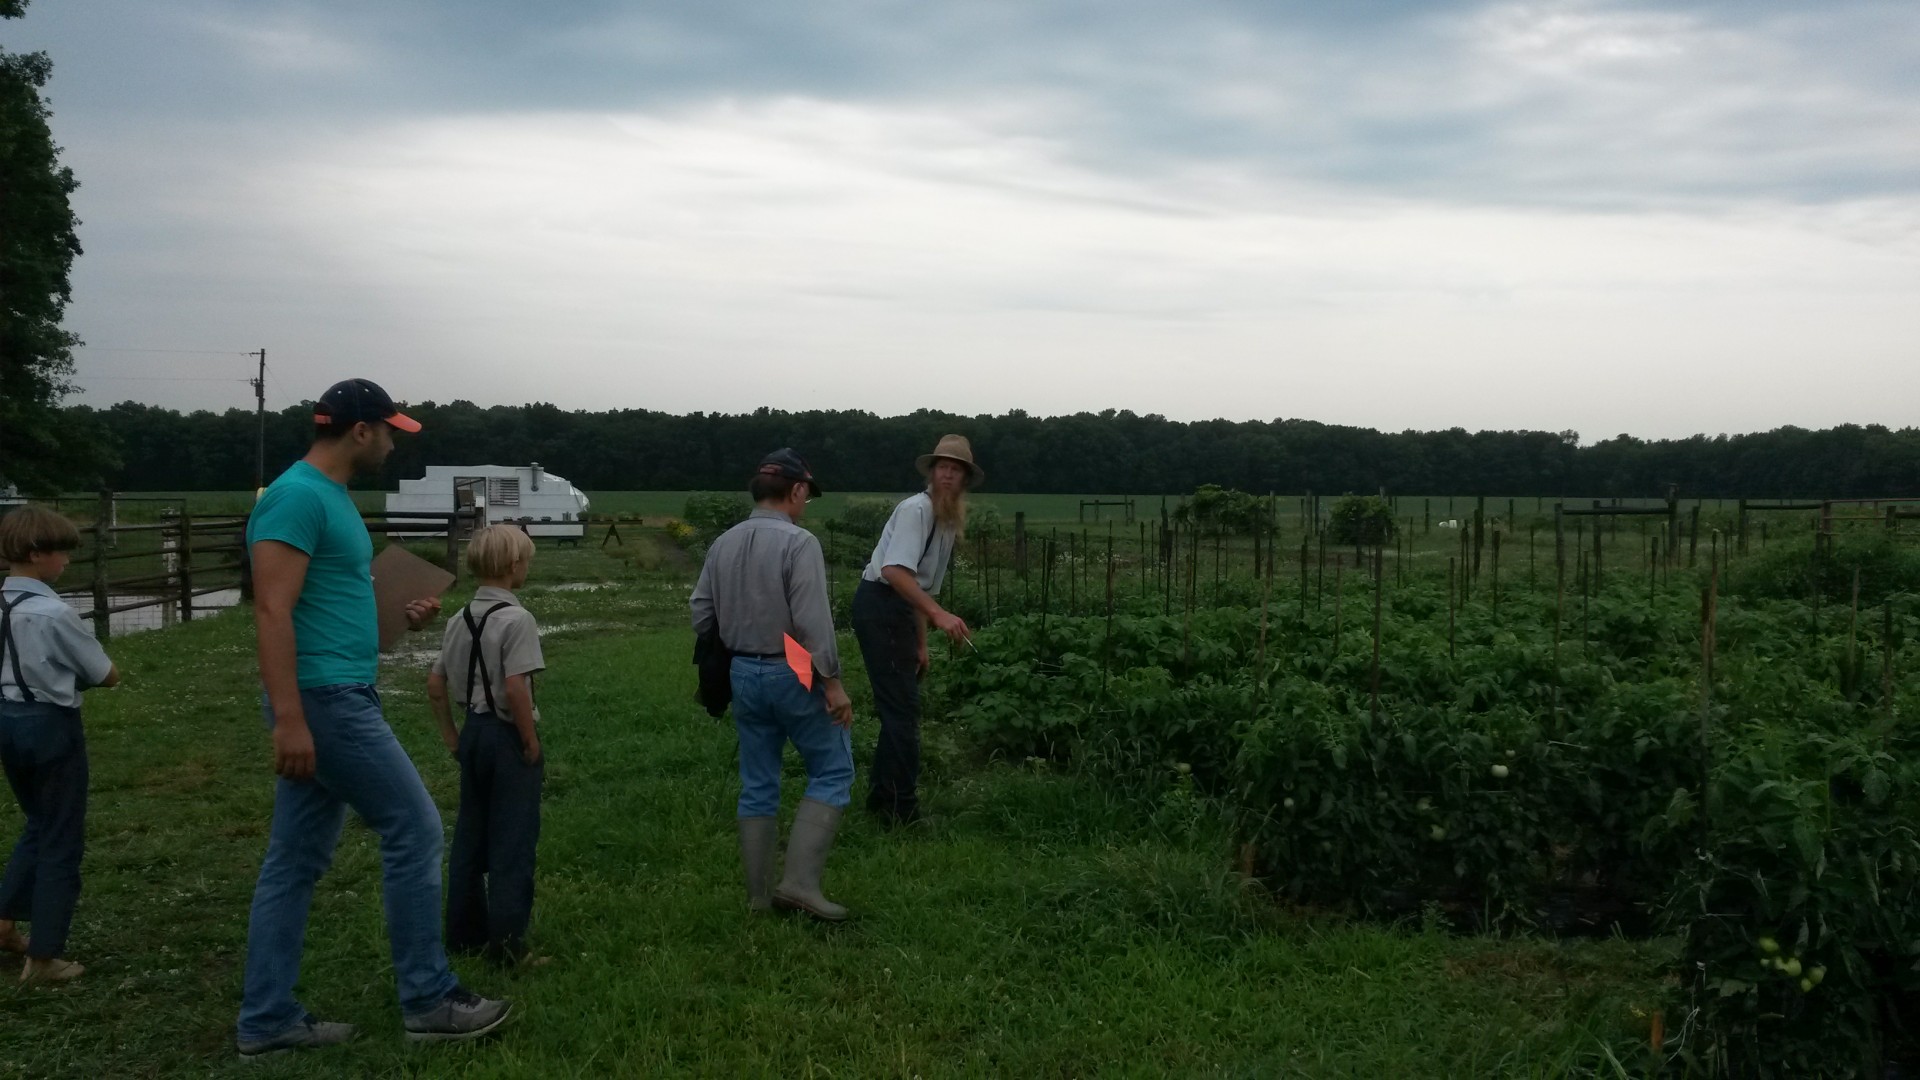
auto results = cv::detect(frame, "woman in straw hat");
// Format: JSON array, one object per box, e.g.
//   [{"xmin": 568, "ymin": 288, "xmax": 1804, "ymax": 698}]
[{"xmin": 850, "ymin": 435, "xmax": 981, "ymax": 827}]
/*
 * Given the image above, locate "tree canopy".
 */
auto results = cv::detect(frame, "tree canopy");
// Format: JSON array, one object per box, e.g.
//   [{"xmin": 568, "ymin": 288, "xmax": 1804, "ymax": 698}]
[
  {"xmin": 67, "ymin": 399, "xmax": 1920, "ymax": 499},
  {"xmin": 0, "ymin": 0, "xmax": 110, "ymax": 493}
]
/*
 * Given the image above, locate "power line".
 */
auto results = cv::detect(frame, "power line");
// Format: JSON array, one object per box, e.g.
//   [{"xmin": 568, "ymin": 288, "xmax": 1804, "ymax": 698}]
[
  {"xmin": 264, "ymin": 365, "xmax": 302, "ymax": 410},
  {"xmin": 73, "ymin": 346, "xmax": 256, "ymax": 355},
  {"xmin": 75, "ymin": 376, "xmax": 252, "ymax": 383}
]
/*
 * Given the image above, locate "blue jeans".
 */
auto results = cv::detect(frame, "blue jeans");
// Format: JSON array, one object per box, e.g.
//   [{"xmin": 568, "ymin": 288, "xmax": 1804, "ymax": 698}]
[
  {"xmin": 732, "ymin": 657, "xmax": 853, "ymax": 818},
  {"xmin": 237, "ymin": 684, "xmax": 458, "ymax": 1041},
  {"xmin": 0, "ymin": 701, "xmax": 88, "ymax": 960}
]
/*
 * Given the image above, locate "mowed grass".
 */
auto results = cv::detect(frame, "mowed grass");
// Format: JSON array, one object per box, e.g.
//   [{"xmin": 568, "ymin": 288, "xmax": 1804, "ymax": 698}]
[{"xmin": 0, "ymin": 545, "xmax": 1673, "ymax": 1077}]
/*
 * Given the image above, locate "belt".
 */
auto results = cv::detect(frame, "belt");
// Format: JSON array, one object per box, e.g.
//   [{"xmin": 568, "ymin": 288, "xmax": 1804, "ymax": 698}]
[{"xmin": 736, "ymin": 652, "xmax": 787, "ymax": 661}]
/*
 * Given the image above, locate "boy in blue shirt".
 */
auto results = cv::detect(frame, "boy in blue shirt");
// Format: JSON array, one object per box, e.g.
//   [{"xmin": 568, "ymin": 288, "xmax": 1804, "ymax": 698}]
[
  {"xmin": 237, "ymin": 380, "xmax": 510, "ymax": 1061},
  {"xmin": 0, "ymin": 506, "xmax": 120, "ymax": 985}
]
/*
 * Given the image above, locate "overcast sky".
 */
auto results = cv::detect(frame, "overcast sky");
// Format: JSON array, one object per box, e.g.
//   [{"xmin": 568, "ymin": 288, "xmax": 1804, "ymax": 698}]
[{"xmin": 14, "ymin": 0, "xmax": 1919, "ymax": 440}]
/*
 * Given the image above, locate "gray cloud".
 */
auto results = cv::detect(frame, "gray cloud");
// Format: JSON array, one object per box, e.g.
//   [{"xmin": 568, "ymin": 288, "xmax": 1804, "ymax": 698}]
[{"xmin": 9, "ymin": 0, "xmax": 1918, "ymax": 438}]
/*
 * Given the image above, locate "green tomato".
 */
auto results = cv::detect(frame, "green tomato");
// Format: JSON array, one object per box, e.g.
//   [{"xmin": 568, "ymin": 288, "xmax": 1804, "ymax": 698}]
[
  {"xmin": 1490, "ymin": 764, "xmax": 1510, "ymax": 779},
  {"xmin": 1758, "ymin": 936, "xmax": 1780, "ymax": 954},
  {"xmin": 1808, "ymin": 965, "xmax": 1826, "ymax": 986},
  {"xmin": 1430, "ymin": 825, "xmax": 1447, "ymax": 841},
  {"xmin": 1282, "ymin": 797, "xmax": 1295, "ymax": 810},
  {"xmin": 1784, "ymin": 958, "xmax": 1802, "ymax": 977},
  {"xmin": 1416, "ymin": 797, "xmax": 1432, "ymax": 812},
  {"xmin": 1800, "ymin": 977, "xmax": 1814, "ymax": 993}
]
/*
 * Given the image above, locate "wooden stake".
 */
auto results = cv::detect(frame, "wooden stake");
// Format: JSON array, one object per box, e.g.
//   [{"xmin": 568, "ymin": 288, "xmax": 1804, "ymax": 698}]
[
  {"xmin": 1298, "ymin": 536, "xmax": 1309, "ymax": 621},
  {"xmin": 1257, "ymin": 536, "xmax": 1275, "ymax": 670},
  {"xmin": 1699, "ymin": 547, "xmax": 1720, "ymax": 841},
  {"xmin": 1847, "ymin": 567, "xmax": 1861, "ymax": 695},
  {"xmin": 1370, "ymin": 546, "xmax": 1383, "ymax": 721},
  {"xmin": 1333, "ymin": 563, "xmax": 1344, "ymax": 653}
]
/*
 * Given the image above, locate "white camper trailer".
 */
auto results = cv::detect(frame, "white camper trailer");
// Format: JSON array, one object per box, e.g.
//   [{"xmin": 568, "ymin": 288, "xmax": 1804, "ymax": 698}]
[{"xmin": 386, "ymin": 463, "xmax": 590, "ymax": 539}]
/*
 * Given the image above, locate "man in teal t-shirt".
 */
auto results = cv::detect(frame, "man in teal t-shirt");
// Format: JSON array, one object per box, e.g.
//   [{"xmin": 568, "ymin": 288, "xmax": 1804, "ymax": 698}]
[
  {"xmin": 236, "ymin": 379, "xmax": 511, "ymax": 1061},
  {"xmin": 248, "ymin": 459, "xmax": 377, "ymax": 687}
]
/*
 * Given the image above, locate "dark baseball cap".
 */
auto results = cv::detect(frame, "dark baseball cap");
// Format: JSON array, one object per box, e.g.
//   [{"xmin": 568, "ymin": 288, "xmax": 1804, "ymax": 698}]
[
  {"xmin": 314, "ymin": 379, "xmax": 421, "ymax": 433},
  {"xmin": 757, "ymin": 447, "xmax": 821, "ymax": 497}
]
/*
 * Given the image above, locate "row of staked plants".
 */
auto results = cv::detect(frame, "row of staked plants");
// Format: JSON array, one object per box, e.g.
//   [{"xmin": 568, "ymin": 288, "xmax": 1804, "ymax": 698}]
[{"xmin": 930, "ymin": 537, "xmax": 1920, "ymax": 1077}]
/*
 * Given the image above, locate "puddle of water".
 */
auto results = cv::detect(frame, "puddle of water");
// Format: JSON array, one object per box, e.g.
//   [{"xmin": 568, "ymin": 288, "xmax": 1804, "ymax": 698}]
[{"xmin": 61, "ymin": 588, "xmax": 243, "ymax": 636}]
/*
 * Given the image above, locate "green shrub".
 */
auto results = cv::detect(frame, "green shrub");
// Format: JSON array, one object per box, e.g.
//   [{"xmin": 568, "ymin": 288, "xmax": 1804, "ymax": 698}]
[
  {"xmin": 1328, "ymin": 494, "xmax": 1397, "ymax": 546},
  {"xmin": 834, "ymin": 496, "xmax": 897, "ymax": 540},
  {"xmin": 966, "ymin": 501, "xmax": 1003, "ymax": 539},
  {"xmin": 931, "ymin": 581, "xmax": 1920, "ymax": 1073},
  {"xmin": 1727, "ymin": 533, "xmax": 1920, "ymax": 605},
  {"xmin": 682, "ymin": 492, "xmax": 750, "ymax": 542},
  {"xmin": 1171, "ymin": 485, "xmax": 1270, "ymax": 533}
]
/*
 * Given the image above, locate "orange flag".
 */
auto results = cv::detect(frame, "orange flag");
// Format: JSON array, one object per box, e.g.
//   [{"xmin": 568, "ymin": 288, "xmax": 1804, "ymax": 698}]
[{"xmin": 783, "ymin": 633, "xmax": 814, "ymax": 691}]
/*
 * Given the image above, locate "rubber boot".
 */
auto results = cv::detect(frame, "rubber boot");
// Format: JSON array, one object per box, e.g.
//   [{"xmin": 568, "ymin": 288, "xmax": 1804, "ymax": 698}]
[
  {"xmin": 772, "ymin": 799, "xmax": 848, "ymax": 922},
  {"xmin": 738, "ymin": 816, "xmax": 777, "ymax": 913}
]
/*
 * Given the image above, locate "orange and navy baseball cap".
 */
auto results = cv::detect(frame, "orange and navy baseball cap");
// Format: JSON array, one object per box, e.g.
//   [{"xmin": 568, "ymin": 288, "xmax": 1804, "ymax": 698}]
[
  {"xmin": 757, "ymin": 447, "xmax": 821, "ymax": 497},
  {"xmin": 314, "ymin": 379, "xmax": 421, "ymax": 433}
]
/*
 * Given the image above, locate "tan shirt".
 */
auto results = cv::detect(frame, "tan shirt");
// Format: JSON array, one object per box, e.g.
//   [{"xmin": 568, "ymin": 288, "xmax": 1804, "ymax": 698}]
[{"xmin": 431, "ymin": 586, "xmax": 544, "ymax": 721}]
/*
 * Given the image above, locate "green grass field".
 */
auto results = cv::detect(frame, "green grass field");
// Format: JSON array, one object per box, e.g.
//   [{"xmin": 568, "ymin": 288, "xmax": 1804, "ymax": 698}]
[{"xmin": 0, "ymin": 540, "xmax": 1675, "ymax": 1077}]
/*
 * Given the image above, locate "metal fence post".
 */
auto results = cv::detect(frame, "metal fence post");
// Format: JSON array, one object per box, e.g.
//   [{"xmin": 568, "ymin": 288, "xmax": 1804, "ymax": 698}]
[
  {"xmin": 92, "ymin": 490, "xmax": 112, "ymax": 640},
  {"xmin": 445, "ymin": 512, "xmax": 460, "ymax": 581},
  {"xmin": 178, "ymin": 512, "xmax": 196, "ymax": 622}
]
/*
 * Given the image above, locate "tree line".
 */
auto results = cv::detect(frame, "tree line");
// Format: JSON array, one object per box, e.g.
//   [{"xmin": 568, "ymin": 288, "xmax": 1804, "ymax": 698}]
[{"xmin": 49, "ymin": 400, "xmax": 1920, "ymax": 499}]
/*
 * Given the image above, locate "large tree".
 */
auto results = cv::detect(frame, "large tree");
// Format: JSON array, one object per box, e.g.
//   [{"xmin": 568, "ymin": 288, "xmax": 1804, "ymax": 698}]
[{"xmin": 1, "ymin": 0, "xmax": 108, "ymax": 492}]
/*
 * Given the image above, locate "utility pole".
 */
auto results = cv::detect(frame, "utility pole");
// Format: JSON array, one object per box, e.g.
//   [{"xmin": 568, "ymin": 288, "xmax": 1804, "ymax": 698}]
[{"xmin": 249, "ymin": 348, "xmax": 267, "ymax": 492}]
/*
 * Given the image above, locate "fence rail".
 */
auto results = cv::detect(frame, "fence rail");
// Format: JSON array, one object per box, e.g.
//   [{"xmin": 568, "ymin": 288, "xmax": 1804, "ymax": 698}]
[{"xmin": 0, "ymin": 494, "xmax": 490, "ymax": 639}]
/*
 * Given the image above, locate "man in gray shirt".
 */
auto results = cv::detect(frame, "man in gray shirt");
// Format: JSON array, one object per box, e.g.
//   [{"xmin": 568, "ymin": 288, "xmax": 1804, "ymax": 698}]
[{"xmin": 690, "ymin": 449, "xmax": 855, "ymax": 921}]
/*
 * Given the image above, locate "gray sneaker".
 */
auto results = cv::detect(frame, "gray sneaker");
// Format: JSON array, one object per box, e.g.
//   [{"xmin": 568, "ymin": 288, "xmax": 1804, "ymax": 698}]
[
  {"xmin": 403, "ymin": 986, "xmax": 513, "ymax": 1044},
  {"xmin": 236, "ymin": 1015, "xmax": 357, "ymax": 1061}
]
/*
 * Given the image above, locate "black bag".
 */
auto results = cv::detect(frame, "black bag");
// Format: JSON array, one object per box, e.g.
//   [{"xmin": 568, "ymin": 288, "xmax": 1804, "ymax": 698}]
[{"xmin": 693, "ymin": 628, "xmax": 733, "ymax": 718}]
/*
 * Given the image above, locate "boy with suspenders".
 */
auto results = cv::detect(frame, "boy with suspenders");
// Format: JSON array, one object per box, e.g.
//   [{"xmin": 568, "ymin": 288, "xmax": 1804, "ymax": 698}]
[
  {"xmin": 0, "ymin": 506, "xmax": 120, "ymax": 985},
  {"xmin": 427, "ymin": 526, "xmax": 546, "ymax": 965}
]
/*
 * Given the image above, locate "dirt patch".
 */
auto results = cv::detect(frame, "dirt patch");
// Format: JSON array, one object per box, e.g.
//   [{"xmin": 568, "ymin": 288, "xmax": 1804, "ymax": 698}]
[{"xmin": 140, "ymin": 759, "xmax": 218, "ymax": 794}]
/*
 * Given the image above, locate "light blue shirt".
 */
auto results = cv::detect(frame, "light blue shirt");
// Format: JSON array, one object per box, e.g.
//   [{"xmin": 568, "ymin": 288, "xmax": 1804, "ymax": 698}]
[
  {"xmin": 0, "ymin": 577, "xmax": 114, "ymax": 708},
  {"xmin": 247, "ymin": 460, "xmax": 378, "ymax": 688},
  {"xmin": 861, "ymin": 492, "xmax": 956, "ymax": 594}
]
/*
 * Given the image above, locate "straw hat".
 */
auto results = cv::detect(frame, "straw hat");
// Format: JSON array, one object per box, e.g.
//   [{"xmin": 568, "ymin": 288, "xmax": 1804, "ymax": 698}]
[{"xmin": 916, "ymin": 434, "xmax": 984, "ymax": 487}]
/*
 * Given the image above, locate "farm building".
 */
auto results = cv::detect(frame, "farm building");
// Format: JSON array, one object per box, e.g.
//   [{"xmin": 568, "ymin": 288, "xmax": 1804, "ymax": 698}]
[{"xmin": 385, "ymin": 462, "xmax": 590, "ymax": 539}]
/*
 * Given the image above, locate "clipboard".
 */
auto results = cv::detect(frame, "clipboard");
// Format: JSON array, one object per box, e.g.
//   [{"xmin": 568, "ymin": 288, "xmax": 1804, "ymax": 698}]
[{"xmin": 372, "ymin": 544, "xmax": 457, "ymax": 651}]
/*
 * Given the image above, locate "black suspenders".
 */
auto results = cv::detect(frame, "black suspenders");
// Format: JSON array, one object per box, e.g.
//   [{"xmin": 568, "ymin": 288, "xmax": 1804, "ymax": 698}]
[
  {"xmin": 0, "ymin": 592, "xmax": 36, "ymax": 704},
  {"xmin": 462, "ymin": 601, "xmax": 512, "ymax": 716},
  {"xmin": 919, "ymin": 519, "xmax": 940, "ymax": 567}
]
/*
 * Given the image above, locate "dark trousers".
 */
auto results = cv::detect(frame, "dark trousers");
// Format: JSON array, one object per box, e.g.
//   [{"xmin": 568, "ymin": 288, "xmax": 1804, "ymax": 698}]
[
  {"xmin": 852, "ymin": 579, "xmax": 922, "ymax": 818},
  {"xmin": 445, "ymin": 712, "xmax": 543, "ymax": 960},
  {"xmin": 0, "ymin": 701, "xmax": 88, "ymax": 960}
]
